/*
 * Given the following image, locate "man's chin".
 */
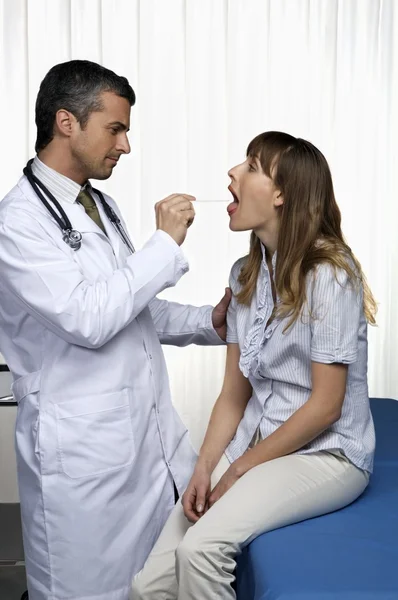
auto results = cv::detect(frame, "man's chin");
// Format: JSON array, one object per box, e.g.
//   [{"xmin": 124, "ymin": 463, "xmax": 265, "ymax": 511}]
[{"xmin": 90, "ymin": 168, "xmax": 113, "ymax": 181}]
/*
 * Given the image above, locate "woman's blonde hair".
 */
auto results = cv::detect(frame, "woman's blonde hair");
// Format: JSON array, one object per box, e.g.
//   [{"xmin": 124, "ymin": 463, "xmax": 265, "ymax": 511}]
[{"xmin": 236, "ymin": 132, "xmax": 377, "ymax": 327}]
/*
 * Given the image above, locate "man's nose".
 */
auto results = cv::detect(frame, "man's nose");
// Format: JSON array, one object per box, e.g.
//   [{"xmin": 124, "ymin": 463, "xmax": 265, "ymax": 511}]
[{"xmin": 116, "ymin": 133, "xmax": 131, "ymax": 155}]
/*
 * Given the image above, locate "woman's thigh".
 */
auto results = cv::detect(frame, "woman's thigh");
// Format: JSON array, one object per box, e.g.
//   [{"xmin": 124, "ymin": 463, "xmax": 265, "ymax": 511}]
[
  {"xmin": 182, "ymin": 451, "xmax": 369, "ymax": 550},
  {"xmin": 141, "ymin": 452, "xmax": 231, "ymax": 557},
  {"xmin": 130, "ymin": 454, "xmax": 231, "ymax": 597}
]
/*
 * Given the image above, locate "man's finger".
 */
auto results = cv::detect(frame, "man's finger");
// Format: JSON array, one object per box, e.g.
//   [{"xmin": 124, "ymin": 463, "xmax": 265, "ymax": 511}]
[
  {"xmin": 214, "ymin": 288, "xmax": 232, "ymax": 315},
  {"xmin": 215, "ymin": 289, "xmax": 231, "ymax": 313},
  {"xmin": 156, "ymin": 201, "xmax": 195, "ymax": 217},
  {"xmin": 218, "ymin": 287, "xmax": 232, "ymax": 307},
  {"xmin": 154, "ymin": 195, "xmax": 196, "ymax": 213},
  {"xmin": 185, "ymin": 209, "xmax": 195, "ymax": 226},
  {"xmin": 160, "ymin": 194, "xmax": 196, "ymax": 207}
]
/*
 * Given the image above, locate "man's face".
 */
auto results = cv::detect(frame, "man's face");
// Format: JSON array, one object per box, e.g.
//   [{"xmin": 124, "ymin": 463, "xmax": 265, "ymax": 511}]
[{"xmin": 70, "ymin": 91, "xmax": 131, "ymax": 181}]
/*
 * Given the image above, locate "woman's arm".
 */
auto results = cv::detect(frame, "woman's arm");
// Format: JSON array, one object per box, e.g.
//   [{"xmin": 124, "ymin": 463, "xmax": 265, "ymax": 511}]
[
  {"xmin": 182, "ymin": 343, "xmax": 252, "ymax": 521},
  {"xmin": 231, "ymin": 360, "xmax": 347, "ymax": 477},
  {"xmin": 208, "ymin": 264, "xmax": 360, "ymax": 506},
  {"xmin": 232, "ymin": 263, "xmax": 360, "ymax": 477},
  {"xmin": 196, "ymin": 343, "xmax": 253, "ymax": 473}
]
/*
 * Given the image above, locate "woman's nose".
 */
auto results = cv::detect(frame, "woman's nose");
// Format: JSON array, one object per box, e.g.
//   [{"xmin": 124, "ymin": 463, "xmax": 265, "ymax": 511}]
[{"xmin": 228, "ymin": 165, "xmax": 238, "ymax": 181}]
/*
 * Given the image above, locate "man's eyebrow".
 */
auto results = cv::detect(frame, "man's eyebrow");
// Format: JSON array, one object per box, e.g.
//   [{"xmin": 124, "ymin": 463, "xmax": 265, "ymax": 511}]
[{"xmin": 108, "ymin": 121, "xmax": 130, "ymax": 132}]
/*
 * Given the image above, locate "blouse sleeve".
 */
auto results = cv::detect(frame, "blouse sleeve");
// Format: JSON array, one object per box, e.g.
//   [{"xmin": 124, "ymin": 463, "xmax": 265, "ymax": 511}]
[{"xmin": 310, "ymin": 263, "xmax": 363, "ymax": 364}]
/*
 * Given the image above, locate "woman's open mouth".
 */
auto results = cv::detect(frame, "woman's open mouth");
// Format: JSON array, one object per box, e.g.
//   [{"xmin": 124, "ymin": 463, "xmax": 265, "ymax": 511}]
[{"xmin": 227, "ymin": 186, "xmax": 239, "ymax": 216}]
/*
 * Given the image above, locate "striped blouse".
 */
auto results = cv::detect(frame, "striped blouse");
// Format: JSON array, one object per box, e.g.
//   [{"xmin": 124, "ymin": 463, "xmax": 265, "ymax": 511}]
[{"xmin": 225, "ymin": 244, "xmax": 375, "ymax": 473}]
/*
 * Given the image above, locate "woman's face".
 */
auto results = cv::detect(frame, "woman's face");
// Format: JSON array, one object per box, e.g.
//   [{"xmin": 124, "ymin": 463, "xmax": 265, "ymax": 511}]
[{"xmin": 227, "ymin": 155, "xmax": 283, "ymax": 232}]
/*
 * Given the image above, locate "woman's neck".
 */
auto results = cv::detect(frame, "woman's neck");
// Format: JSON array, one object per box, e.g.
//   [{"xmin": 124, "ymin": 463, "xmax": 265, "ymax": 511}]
[{"xmin": 255, "ymin": 222, "xmax": 279, "ymax": 258}]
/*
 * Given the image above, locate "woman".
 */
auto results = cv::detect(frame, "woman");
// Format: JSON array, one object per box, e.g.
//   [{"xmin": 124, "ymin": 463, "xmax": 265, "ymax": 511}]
[{"xmin": 131, "ymin": 131, "xmax": 377, "ymax": 600}]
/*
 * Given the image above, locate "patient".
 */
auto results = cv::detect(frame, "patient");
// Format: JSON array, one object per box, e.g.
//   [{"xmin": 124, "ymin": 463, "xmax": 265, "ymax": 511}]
[{"xmin": 131, "ymin": 131, "xmax": 377, "ymax": 600}]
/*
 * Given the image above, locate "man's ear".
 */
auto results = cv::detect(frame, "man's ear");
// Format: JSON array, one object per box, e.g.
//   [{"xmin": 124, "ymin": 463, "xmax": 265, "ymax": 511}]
[
  {"xmin": 54, "ymin": 109, "xmax": 77, "ymax": 139},
  {"xmin": 274, "ymin": 190, "xmax": 284, "ymax": 208}
]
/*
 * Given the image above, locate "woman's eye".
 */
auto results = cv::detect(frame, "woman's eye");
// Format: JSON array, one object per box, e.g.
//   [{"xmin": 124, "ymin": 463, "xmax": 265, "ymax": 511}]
[{"xmin": 248, "ymin": 163, "xmax": 255, "ymax": 172}]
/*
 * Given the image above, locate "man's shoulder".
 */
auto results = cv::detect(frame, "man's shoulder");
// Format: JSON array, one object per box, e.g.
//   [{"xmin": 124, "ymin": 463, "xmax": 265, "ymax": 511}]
[
  {"xmin": 1, "ymin": 177, "xmax": 31, "ymax": 210},
  {"xmin": 0, "ymin": 176, "xmax": 44, "ymax": 226}
]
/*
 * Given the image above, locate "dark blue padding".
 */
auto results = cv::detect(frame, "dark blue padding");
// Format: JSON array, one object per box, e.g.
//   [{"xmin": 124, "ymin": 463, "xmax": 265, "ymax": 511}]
[
  {"xmin": 236, "ymin": 398, "xmax": 398, "ymax": 600},
  {"xmin": 371, "ymin": 398, "xmax": 398, "ymax": 466}
]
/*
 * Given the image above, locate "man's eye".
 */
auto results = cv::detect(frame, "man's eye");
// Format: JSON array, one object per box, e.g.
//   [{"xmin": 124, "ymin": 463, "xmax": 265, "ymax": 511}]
[
  {"xmin": 248, "ymin": 163, "xmax": 255, "ymax": 172},
  {"xmin": 111, "ymin": 128, "xmax": 119, "ymax": 134}
]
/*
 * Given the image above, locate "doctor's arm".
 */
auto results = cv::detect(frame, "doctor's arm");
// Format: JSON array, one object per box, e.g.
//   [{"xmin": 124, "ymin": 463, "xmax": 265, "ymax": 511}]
[
  {"xmin": 0, "ymin": 210, "xmax": 188, "ymax": 349},
  {"xmin": 149, "ymin": 297, "xmax": 226, "ymax": 346}
]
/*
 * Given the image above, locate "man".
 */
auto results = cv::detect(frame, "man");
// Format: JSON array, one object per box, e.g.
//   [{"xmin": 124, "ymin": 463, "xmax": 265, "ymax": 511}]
[{"xmin": 0, "ymin": 60, "xmax": 230, "ymax": 600}]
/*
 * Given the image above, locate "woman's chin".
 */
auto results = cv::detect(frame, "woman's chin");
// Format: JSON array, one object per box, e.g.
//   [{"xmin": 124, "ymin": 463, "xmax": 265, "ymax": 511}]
[{"xmin": 229, "ymin": 218, "xmax": 248, "ymax": 232}]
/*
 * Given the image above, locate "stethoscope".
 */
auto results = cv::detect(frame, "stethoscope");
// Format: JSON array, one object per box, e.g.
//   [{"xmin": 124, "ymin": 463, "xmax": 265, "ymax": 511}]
[{"xmin": 23, "ymin": 159, "xmax": 135, "ymax": 254}]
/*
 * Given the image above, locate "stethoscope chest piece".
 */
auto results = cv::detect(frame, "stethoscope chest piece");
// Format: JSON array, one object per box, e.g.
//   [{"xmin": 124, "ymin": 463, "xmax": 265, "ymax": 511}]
[
  {"xmin": 63, "ymin": 229, "xmax": 82, "ymax": 251},
  {"xmin": 24, "ymin": 158, "xmax": 135, "ymax": 254}
]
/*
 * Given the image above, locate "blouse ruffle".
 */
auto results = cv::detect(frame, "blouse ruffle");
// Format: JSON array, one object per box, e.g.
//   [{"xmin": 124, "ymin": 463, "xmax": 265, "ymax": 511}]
[{"xmin": 239, "ymin": 246, "xmax": 278, "ymax": 378}]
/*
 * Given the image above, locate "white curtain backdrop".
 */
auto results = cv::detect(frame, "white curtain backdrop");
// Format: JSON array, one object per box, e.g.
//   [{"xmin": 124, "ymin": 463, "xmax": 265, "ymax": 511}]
[{"xmin": 0, "ymin": 0, "xmax": 397, "ymax": 449}]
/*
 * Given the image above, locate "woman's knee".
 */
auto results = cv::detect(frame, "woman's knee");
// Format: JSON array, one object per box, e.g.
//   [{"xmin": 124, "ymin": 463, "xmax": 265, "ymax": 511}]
[
  {"xmin": 175, "ymin": 529, "xmax": 200, "ymax": 568},
  {"xmin": 176, "ymin": 526, "xmax": 235, "ymax": 570}
]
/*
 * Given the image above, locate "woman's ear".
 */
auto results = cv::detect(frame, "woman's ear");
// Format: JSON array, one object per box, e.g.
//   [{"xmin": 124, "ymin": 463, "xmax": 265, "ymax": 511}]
[
  {"xmin": 54, "ymin": 109, "xmax": 77, "ymax": 139},
  {"xmin": 274, "ymin": 190, "xmax": 284, "ymax": 207}
]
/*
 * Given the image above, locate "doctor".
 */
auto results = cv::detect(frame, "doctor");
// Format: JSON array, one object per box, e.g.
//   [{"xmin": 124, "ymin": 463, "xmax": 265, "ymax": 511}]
[{"xmin": 0, "ymin": 60, "xmax": 229, "ymax": 600}]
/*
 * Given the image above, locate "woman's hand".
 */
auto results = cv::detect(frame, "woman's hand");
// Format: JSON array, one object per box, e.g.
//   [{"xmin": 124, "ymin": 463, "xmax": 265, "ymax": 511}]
[
  {"xmin": 182, "ymin": 465, "xmax": 212, "ymax": 523},
  {"xmin": 208, "ymin": 463, "xmax": 242, "ymax": 508}
]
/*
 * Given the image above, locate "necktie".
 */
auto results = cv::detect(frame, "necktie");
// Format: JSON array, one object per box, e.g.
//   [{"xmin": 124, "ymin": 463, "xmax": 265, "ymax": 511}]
[{"xmin": 77, "ymin": 189, "xmax": 106, "ymax": 234}]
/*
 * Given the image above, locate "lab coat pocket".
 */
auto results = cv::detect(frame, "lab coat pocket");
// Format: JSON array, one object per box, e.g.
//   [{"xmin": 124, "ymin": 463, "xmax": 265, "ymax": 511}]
[{"xmin": 55, "ymin": 389, "xmax": 135, "ymax": 479}]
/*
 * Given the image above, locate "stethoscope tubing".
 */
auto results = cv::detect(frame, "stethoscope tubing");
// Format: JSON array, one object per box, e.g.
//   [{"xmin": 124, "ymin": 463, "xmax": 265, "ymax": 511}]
[{"xmin": 24, "ymin": 160, "xmax": 135, "ymax": 254}]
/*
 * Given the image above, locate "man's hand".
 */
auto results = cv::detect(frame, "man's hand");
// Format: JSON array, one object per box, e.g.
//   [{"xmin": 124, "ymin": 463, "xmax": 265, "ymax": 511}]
[
  {"xmin": 212, "ymin": 288, "xmax": 232, "ymax": 341},
  {"xmin": 155, "ymin": 194, "xmax": 195, "ymax": 246}
]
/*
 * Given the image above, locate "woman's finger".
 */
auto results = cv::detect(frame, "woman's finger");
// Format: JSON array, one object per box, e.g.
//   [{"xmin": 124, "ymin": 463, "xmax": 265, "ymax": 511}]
[{"xmin": 182, "ymin": 489, "xmax": 200, "ymax": 523}]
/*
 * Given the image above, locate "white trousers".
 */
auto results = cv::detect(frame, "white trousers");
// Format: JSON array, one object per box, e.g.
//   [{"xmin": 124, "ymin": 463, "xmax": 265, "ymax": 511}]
[{"xmin": 130, "ymin": 451, "xmax": 369, "ymax": 600}]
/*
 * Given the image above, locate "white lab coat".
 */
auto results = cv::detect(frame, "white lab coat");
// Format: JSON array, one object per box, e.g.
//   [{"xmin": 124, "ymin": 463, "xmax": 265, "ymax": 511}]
[{"xmin": 0, "ymin": 176, "xmax": 223, "ymax": 600}]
